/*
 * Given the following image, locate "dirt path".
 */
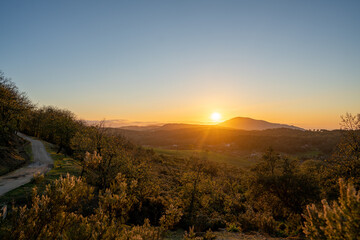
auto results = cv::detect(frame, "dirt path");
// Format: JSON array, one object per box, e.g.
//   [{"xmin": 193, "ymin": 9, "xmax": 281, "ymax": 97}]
[{"xmin": 0, "ymin": 133, "xmax": 53, "ymax": 196}]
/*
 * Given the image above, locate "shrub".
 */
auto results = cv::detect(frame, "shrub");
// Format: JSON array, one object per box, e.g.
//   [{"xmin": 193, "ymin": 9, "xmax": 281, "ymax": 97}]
[
  {"xmin": 33, "ymin": 172, "xmax": 44, "ymax": 184},
  {"xmin": 226, "ymin": 222, "xmax": 240, "ymax": 232},
  {"xmin": 5, "ymin": 174, "xmax": 93, "ymax": 239},
  {"xmin": 303, "ymin": 179, "xmax": 360, "ymax": 239}
]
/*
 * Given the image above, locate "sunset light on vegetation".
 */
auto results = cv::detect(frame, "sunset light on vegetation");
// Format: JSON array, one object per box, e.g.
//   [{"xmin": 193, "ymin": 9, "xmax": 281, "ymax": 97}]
[{"xmin": 1, "ymin": 1, "xmax": 360, "ymax": 239}]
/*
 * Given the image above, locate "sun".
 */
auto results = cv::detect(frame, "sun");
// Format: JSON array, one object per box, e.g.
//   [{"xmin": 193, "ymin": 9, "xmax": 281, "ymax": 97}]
[{"xmin": 210, "ymin": 112, "xmax": 222, "ymax": 122}]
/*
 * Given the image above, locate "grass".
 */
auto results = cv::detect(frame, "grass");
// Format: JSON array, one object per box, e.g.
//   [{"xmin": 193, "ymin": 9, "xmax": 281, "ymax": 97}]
[
  {"xmin": 152, "ymin": 148, "xmax": 260, "ymax": 168},
  {"xmin": 0, "ymin": 140, "xmax": 81, "ymax": 205}
]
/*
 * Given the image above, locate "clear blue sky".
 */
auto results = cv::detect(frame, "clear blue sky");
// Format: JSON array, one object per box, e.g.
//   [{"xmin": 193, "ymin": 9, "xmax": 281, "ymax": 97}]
[{"xmin": 1, "ymin": 0, "xmax": 359, "ymax": 129}]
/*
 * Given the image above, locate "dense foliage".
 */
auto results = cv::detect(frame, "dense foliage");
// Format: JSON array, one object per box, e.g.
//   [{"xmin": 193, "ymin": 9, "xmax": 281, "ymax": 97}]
[
  {"xmin": 0, "ymin": 72, "xmax": 33, "ymax": 174},
  {"xmin": 21, "ymin": 106, "xmax": 83, "ymax": 154},
  {"xmin": 0, "ymin": 71, "xmax": 32, "ymax": 145}
]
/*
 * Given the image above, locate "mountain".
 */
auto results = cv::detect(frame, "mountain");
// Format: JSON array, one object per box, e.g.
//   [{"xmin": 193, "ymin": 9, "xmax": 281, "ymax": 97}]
[{"xmin": 218, "ymin": 117, "xmax": 303, "ymax": 131}]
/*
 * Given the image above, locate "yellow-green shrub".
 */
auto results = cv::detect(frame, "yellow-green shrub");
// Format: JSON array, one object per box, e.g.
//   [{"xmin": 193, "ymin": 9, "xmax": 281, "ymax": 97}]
[{"xmin": 303, "ymin": 179, "xmax": 360, "ymax": 239}]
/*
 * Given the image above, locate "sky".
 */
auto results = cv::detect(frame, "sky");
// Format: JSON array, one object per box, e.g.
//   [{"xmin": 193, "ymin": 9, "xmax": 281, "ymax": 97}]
[{"xmin": 1, "ymin": 0, "xmax": 359, "ymax": 129}]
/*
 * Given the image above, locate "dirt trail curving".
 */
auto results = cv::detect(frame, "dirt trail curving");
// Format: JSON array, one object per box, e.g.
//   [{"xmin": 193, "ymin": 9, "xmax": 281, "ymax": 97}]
[{"xmin": 0, "ymin": 133, "xmax": 53, "ymax": 196}]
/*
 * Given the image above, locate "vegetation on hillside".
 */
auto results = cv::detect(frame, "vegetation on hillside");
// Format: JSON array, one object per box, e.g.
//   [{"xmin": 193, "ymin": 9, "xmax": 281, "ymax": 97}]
[
  {"xmin": 1, "ymin": 72, "xmax": 359, "ymax": 239},
  {"xmin": 115, "ymin": 127, "xmax": 341, "ymax": 157},
  {"xmin": 0, "ymin": 71, "xmax": 33, "ymax": 174}
]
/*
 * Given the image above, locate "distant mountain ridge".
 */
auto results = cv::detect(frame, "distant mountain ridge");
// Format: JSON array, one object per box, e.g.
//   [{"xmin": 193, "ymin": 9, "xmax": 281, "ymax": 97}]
[
  {"xmin": 118, "ymin": 117, "xmax": 303, "ymax": 131},
  {"xmin": 218, "ymin": 117, "xmax": 303, "ymax": 131}
]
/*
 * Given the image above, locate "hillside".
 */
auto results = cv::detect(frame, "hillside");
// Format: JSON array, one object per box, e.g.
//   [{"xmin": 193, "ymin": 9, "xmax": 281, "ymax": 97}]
[
  {"xmin": 112, "ymin": 127, "xmax": 341, "ymax": 156},
  {"xmin": 218, "ymin": 117, "xmax": 303, "ymax": 130}
]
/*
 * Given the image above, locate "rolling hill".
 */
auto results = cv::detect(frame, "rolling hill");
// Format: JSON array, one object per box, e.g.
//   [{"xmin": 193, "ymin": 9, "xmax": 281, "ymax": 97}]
[
  {"xmin": 218, "ymin": 117, "xmax": 303, "ymax": 131},
  {"xmin": 119, "ymin": 117, "xmax": 303, "ymax": 131}
]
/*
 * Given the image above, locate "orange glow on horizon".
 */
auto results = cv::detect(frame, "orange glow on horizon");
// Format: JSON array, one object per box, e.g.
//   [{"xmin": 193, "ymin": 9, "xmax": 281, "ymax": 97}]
[{"xmin": 74, "ymin": 106, "xmax": 343, "ymax": 130}]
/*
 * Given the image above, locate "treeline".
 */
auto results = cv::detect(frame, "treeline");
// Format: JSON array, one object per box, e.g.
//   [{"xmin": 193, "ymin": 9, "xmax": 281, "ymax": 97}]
[
  {"xmin": 21, "ymin": 106, "xmax": 83, "ymax": 154},
  {"xmin": 1, "ymin": 72, "xmax": 359, "ymax": 239},
  {"xmin": 0, "ymin": 72, "xmax": 33, "ymax": 173},
  {"xmin": 0, "ymin": 71, "xmax": 81, "ymax": 156},
  {"xmin": 0, "ymin": 71, "xmax": 32, "ymax": 145}
]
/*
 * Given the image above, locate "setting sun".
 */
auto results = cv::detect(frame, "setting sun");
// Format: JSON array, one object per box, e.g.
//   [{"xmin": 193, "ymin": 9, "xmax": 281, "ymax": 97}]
[{"xmin": 211, "ymin": 112, "xmax": 222, "ymax": 122}]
